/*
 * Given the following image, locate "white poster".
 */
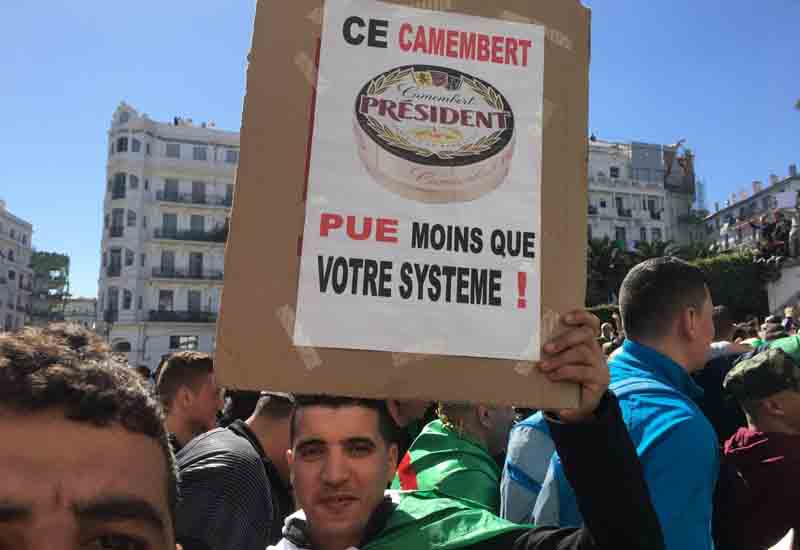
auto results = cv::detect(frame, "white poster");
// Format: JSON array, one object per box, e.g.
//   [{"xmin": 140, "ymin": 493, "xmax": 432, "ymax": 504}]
[{"xmin": 294, "ymin": 0, "xmax": 545, "ymax": 361}]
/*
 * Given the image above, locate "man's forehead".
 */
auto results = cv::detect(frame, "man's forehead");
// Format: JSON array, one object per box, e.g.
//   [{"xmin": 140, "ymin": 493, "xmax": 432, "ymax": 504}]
[
  {"xmin": 294, "ymin": 405, "xmax": 382, "ymax": 442},
  {"xmin": 0, "ymin": 411, "xmax": 171, "ymax": 519}
]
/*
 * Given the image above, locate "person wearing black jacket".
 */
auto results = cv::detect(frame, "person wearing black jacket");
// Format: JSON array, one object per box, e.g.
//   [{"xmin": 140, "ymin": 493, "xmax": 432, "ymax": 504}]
[
  {"xmin": 271, "ymin": 310, "xmax": 665, "ymax": 550},
  {"xmin": 176, "ymin": 392, "xmax": 296, "ymax": 550}
]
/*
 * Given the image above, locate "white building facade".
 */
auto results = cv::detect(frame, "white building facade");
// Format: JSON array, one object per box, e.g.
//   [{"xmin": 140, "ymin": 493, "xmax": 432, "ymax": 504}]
[
  {"xmin": 587, "ymin": 138, "xmax": 699, "ymax": 247},
  {"xmin": 703, "ymin": 166, "xmax": 800, "ymax": 252},
  {"xmin": 0, "ymin": 200, "xmax": 34, "ymax": 332},
  {"xmin": 98, "ymin": 103, "xmax": 238, "ymax": 371},
  {"xmin": 64, "ymin": 297, "xmax": 97, "ymax": 330}
]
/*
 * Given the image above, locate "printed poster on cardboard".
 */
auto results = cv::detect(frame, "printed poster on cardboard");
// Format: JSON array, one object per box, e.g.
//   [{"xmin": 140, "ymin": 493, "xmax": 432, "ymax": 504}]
[{"xmin": 294, "ymin": 0, "xmax": 546, "ymax": 361}]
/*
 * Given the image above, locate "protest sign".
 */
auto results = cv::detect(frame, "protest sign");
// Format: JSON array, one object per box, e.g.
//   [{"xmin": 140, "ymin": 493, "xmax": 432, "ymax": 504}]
[{"xmin": 216, "ymin": 0, "xmax": 591, "ymax": 408}]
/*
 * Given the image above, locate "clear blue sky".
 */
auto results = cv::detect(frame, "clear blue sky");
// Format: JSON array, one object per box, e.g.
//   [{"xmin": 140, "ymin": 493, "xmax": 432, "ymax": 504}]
[{"xmin": 1, "ymin": 1, "xmax": 798, "ymax": 299}]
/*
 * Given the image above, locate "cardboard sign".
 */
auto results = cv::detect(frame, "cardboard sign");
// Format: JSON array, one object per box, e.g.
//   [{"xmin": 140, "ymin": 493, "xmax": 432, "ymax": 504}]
[
  {"xmin": 217, "ymin": 0, "xmax": 590, "ymax": 408},
  {"xmin": 295, "ymin": 0, "xmax": 544, "ymax": 361}
]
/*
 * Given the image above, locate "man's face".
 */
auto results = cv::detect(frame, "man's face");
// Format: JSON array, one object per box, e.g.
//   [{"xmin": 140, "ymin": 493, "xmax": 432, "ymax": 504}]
[
  {"xmin": 288, "ymin": 406, "xmax": 398, "ymax": 550},
  {"xmin": 773, "ymin": 389, "xmax": 800, "ymax": 433},
  {"xmin": 187, "ymin": 373, "xmax": 223, "ymax": 434},
  {"xmin": 0, "ymin": 409, "xmax": 175, "ymax": 550}
]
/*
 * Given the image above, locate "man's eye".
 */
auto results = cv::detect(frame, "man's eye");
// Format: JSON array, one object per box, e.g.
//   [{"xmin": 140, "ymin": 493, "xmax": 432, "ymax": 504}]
[
  {"xmin": 85, "ymin": 534, "xmax": 146, "ymax": 550},
  {"xmin": 348, "ymin": 444, "xmax": 373, "ymax": 457},
  {"xmin": 300, "ymin": 445, "xmax": 324, "ymax": 459}
]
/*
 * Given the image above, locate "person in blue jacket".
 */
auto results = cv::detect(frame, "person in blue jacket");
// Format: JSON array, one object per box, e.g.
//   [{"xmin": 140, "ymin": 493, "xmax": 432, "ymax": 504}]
[{"xmin": 503, "ymin": 257, "xmax": 718, "ymax": 550}]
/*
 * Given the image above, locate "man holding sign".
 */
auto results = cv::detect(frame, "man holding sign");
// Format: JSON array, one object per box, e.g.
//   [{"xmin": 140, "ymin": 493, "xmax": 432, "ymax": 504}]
[{"xmin": 270, "ymin": 311, "xmax": 665, "ymax": 550}]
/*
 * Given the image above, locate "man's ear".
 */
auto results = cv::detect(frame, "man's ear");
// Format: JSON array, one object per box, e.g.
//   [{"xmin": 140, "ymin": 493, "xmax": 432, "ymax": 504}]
[
  {"xmin": 679, "ymin": 307, "xmax": 698, "ymax": 340},
  {"xmin": 386, "ymin": 443, "xmax": 399, "ymax": 481}
]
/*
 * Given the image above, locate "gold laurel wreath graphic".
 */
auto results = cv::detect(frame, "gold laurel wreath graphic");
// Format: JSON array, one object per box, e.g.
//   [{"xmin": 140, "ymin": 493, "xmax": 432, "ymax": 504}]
[
  {"xmin": 462, "ymin": 77, "xmax": 505, "ymax": 111},
  {"xmin": 367, "ymin": 68, "xmax": 414, "ymax": 96}
]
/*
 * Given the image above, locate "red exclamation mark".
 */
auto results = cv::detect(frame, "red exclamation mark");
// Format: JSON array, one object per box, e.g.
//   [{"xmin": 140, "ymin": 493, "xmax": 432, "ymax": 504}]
[{"xmin": 518, "ymin": 272, "xmax": 527, "ymax": 309}]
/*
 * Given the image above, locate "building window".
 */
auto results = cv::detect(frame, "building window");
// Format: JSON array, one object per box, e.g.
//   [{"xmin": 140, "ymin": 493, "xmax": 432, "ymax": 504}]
[
  {"xmin": 640, "ymin": 227, "xmax": 647, "ymax": 243},
  {"xmin": 225, "ymin": 149, "xmax": 239, "ymax": 164},
  {"xmin": 102, "ymin": 252, "xmax": 107, "ymax": 267},
  {"xmin": 122, "ymin": 290, "xmax": 133, "ymax": 310},
  {"xmin": 8, "ymin": 270, "xmax": 15, "ymax": 281},
  {"xmin": 651, "ymin": 228, "xmax": 662, "ymax": 242},
  {"xmin": 188, "ymin": 290, "xmax": 202, "ymax": 312},
  {"xmin": 143, "ymin": 215, "xmax": 147, "ymax": 229},
  {"xmin": 146, "ymin": 143, "xmax": 151, "ymax": 155},
  {"xmin": 166, "ymin": 143, "xmax": 180, "ymax": 158},
  {"xmin": 190, "ymin": 215, "xmax": 205, "ymax": 233},
  {"xmin": 170, "ymin": 335, "xmax": 199, "ymax": 351},
  {"xmin": 9, "ymin": 229, "xmax": 14, "ymax": 239},
  {"xmin": 22, "ymin": 235, "xmax": 27, "ymax": 245},
  {"xmin": 193, "ymin": 146, "xmax": 208, "ymax": 161},
  {"xmin": 127, "ymin": 210, "xmax": 137, "ymax": 227},
  {"xmin": 116, "ymin": 137, "xmax": 129, "ymax": 153},
  {"xmin": 129, "ymin": 175, "xmax": 139, "ymax": 190},
  {"xmin": 140, "ymin": 253, "xmax": 146, "ymax": 267},
  {"xmin": 614, "ymin": 227, "xmax": 626, "ymax": 243},
  {"xmin": 634, "ymin": 168, "xmax": 650, "ymax": 181},
  {"xmin": 112, "ymin": 173, "xmax": 126, "ymax": 199},
  {"xmin": 8, "ymin": 250, "xmax": 14, "ymax": 262},
  {"xmin": 144, "ymin": 179, "xmax": 150, "ymax": 191},
  {"xmin": 610, "ymin": 166, "xmax": 620, "ymax": 179},
  {"xmin": 138, "ymin": 296, "xmax": 143, "ymax": 310},
  {"xmin": 599, "ymin": 199, "xmax": 607, "ymax": 208},
  {"xmin": 125, "ymin": 249, "xmax": 134, "ymax": 266},
  {"xmin": 158, "ymin": 290, "xmax": 174, "ymax": 311},
  {"xmin": 119, "ymin": 111, "xmax": 130, "ymax": 124},
  {"xmin": 131, "ymin": 138, "xmax": 141, "ymax": 153},
  {"xmin": 587, "ymin": 225, "xmax": 592, "ymax": 240}
]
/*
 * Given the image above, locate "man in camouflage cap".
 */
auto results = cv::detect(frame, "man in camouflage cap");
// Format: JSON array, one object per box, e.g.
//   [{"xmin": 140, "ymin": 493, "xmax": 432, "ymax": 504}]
[{"xmin": 714, "ymin": 349, "xmax": 800, "ymax": 549}]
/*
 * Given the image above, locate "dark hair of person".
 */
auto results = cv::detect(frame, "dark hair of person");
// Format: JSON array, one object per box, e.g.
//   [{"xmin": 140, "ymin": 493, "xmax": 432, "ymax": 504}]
[
  {"xmin": 713, "ymin": 305, "xmax": 734, "ymax": 341},
  {"xmin": 0, "ymin": 323, "xmax": 178, "ymax": 523},
  {"xmin": 619, "ymin": 257, "xmax": 709, "ymax": 342},
  {"xmin": 156, "ymin": 351, "xmax": 214, "ymax": 412},
  {"xmin": 290, "ymin": 395, "xmax": 397, "ymax": 446},
  {"xmin": 253, "ymin": 392, "xmax": 296, "ymax": 420},
  {"xmin": 219, "ymin": 389, "xmax": 262, "ymax": 427}
]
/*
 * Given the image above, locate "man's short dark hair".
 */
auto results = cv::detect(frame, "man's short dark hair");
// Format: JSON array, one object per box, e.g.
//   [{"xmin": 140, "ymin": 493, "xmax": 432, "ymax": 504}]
[
  {"xmin": 156, "ymin": 351, "xmax": 214, "ymax": 412},
  {"xmin": 0, "ymin": 324, "xmax": 178, "ymax": 523},
  {"xmin": 713, "ymin": 306, "xmax": 734, "ymax": 341},
  {"xmin": 253, "ymin": 392, "xmax": 296, "ymax": 420},
  {"xmin": 619, "ymin": 257, "xmax": 709, "ymax": 342},
  {"xmin": 290, "ymin": 395, "xmax": 397, "ymax": 446}
]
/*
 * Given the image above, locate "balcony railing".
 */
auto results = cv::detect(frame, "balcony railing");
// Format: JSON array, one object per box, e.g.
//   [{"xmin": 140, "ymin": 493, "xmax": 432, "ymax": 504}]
[
  {"xmin": 617, "ymin": 208, "xmax": 633, "ymax": 218},
  {"xmin": 109, "ymin": 226, "xmax": 124, "ymax": 238},
  {"xmin": 153, "ymin": 228, "xmax": 228, "ymax": 243},
  {"xmin": 152, "ymin": 268, "xmax": 224, "ymax": 281},
  {"xmin": 588, "ymin": 205, "xmax": 598, "ymax": 215},
  {"xmin": 107, "ymin": 266, "xmax": 122, "ymax": 278},
  {"xmin": 148, "ymin": 310, "xmax": 217, "ymax": 323},
  {"xmin": 156, "ymin": 191, "xmax": 232, "ymax": 207},
  {"xmin": 649, "ymin": 211, "xmax": 662, "ymax": 221}
]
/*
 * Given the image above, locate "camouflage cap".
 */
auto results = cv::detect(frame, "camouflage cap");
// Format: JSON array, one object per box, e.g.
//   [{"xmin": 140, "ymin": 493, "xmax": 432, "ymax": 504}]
[{"xmin": 724, "ymin": 348, "xmax": 800, "ymax": 402}]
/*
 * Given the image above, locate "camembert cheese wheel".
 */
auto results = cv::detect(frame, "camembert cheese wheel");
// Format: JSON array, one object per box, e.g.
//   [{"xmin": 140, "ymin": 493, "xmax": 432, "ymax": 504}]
[{"xmin": 354, "ymin": 64, "xmax": 516, "ymax": 203}]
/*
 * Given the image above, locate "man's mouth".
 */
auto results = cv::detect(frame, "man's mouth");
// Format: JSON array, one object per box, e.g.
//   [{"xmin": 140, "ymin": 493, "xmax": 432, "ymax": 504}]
[{"xmin": 319, "ymin": 494, "xmax": 359, "ymax": 511}]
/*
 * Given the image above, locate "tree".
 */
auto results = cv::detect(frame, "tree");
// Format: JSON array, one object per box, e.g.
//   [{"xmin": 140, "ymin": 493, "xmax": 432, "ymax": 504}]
[
  {"xmin": 632, "ymin": 239, "xmax": 678, "ymax": 262},
  {"xmin": 587, "ymin": 237, "xmax": 631, "ymax": 306},
  {"xmin": 795, "ymin": 98, "xmax": 800, "ymax": 110},
  {"xmin": 676, "ymin": 241, "xmax": 719, "ymax": 261}
]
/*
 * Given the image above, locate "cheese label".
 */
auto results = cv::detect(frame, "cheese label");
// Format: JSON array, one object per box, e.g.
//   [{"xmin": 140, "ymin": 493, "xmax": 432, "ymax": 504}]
[{"xmin": 294, "ymin": 0, "xmax": 546, "ymax": 361}]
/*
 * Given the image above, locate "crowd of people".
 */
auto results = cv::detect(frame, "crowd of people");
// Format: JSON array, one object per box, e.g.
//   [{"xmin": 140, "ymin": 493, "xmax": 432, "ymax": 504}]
[{"xmin": 1, "ymin": 256, "xmax": 798, "ymax": 550}]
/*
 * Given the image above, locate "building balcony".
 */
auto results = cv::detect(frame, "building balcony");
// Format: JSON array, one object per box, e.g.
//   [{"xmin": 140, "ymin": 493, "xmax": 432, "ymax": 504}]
[
  {"xmin": 617, "ymin": 208, "xmax": 633, "ymax": 218},
  {"xmin": 152, "ymin": 268, "xmax": 224, "ymax": 281},
  {"xmin": 106, "ymin": 266, "xmax": 122, "ymax": 278},
  {"xmin": 649, "ymin": 211, "xmax": 662, "ymax": 221},
  {"xmin": 588, "ymin": 205, "xmax": 598, "ymax": 215},
  {"xmin": 156, "ymin": 191, "xmax": 232, "ymax": 208},
  {"xmin": 109, "ymin": 226, "xmax": 124, "ymax": 238},
  {"xmin": 153, "ymin": 228, "xmax": 228, "ymax": 243},
  {"xmin": 148, "ymin": 310, "xmax": 217, "ymax": 323}
]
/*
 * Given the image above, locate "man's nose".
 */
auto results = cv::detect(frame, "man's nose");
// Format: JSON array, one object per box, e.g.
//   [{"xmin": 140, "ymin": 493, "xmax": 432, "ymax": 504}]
[{"xmin": 321, "ymin": 448, "xmax": 349, "ymax": 486}]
